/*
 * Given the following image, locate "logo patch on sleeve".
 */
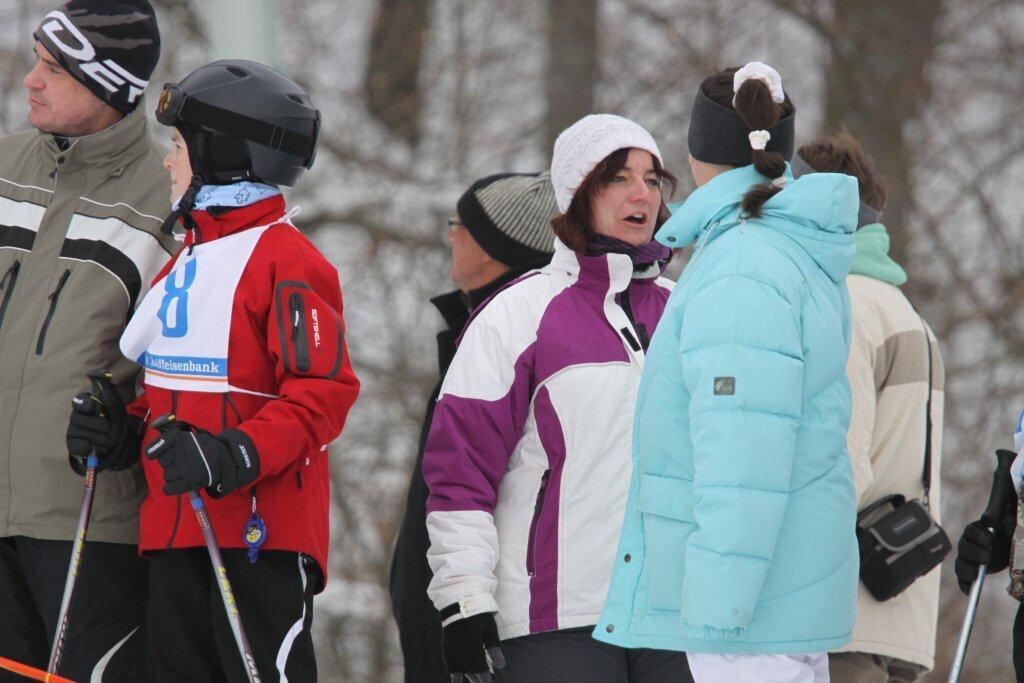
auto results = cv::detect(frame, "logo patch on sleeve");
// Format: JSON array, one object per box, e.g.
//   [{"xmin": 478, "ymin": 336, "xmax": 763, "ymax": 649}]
[{"xmin": 714, "ymin": 377, "xmax": 735, "ymax": 395}]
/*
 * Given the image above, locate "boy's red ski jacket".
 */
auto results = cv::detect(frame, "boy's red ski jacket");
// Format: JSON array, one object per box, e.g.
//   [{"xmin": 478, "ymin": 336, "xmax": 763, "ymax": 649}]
[{"xmin": 125, "ymin": 195, "xmax": 359, "ymax": 588}]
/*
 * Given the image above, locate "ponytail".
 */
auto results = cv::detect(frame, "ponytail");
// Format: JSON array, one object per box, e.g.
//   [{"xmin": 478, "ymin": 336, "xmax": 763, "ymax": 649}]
[{"xmin": 733, "ymin": 78, "xmax": 788, "ymax": 218}]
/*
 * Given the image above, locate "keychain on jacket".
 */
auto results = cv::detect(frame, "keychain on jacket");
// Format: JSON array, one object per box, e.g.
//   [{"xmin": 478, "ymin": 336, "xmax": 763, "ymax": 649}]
[{"xmin": 244, "ymin": 492, "xmax": 267, "ymax": 563}]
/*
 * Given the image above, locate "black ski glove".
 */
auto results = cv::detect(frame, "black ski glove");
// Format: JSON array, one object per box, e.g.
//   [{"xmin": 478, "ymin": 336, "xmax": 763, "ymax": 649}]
[
  {"xmin": 144, "ymin": 426, "xmax": 259, "ymax": 496},
  {"xmin": 441, "ymin": 611, "xmax": 504, "ymax": 682},
  {"xmin": 66, "ymin": 380, "xmax": 142, "ymax": 474},
  {"xmin": 956, "ymin": 511, "xmax": 1016, "ymax": 595}
]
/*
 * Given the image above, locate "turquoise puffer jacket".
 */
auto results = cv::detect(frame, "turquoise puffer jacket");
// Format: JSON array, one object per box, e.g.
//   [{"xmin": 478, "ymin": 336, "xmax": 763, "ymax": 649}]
[{"xmin": 595, "ymin": 164, "xmax": 859, "ymax": 654}]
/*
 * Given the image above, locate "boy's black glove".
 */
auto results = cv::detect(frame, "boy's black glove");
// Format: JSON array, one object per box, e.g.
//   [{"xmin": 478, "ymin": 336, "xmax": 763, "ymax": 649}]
[
  {"xmin": 441, "ymin": 611, "xmax": 504, "ymax": 682},
  {"xmin": 956, "ymin": 509, "xmax": 1016, "ymax": 595},
  {"xmin": 66, "ymin": 376, "xmax": 141, "ymax": 474},
  {"xmin": 144, "ymin": 426, "xmax": 259, "ymax": 496}
]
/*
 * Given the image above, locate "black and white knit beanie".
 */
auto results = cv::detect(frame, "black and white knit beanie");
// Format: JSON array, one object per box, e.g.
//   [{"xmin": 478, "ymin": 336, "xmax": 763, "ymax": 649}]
[
  {"xmin": 456, "ymin": 172, "xmax": 557, "ymax": 268},
  {"xmin": 34, "ymin": 0, "xmax": 160, "ymax": 113}
]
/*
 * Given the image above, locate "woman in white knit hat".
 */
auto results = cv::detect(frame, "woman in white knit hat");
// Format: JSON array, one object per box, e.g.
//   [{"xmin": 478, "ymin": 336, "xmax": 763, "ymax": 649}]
[{"xmin": 421, "ymin": 114, "xmax": 693, "ymax": 682}]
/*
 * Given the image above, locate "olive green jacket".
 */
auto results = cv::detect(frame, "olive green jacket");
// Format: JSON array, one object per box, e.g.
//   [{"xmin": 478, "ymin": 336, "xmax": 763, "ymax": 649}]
[{"xmin": 0, "ymin": 101, "xmax": 178, "ymax": 544}]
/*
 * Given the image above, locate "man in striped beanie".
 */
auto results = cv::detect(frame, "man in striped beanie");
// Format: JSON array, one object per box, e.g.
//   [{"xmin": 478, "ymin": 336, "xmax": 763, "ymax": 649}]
[
  {"xmin": 389, "ymin": 172, "xmax": 556, "ymax": 683},
  {"xmin": 0, "ymin": 1, "xmax": 170, "ymax": 681}
]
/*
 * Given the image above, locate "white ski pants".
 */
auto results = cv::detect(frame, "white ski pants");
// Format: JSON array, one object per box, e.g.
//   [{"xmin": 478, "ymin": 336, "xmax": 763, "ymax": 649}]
[{"xmin": 687, "ymin": 652, "xmax": 829, "ymax": 683}]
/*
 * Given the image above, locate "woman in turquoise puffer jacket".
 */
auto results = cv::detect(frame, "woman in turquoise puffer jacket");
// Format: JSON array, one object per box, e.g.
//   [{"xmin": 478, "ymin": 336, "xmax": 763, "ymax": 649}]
[{"xmin": 595, "ymin": 63, "xmax": 860, "ymax": 683}]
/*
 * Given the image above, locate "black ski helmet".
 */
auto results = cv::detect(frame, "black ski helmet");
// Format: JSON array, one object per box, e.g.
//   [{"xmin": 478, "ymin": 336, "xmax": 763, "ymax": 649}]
[{"xmin": 156, "ymin": 59, "xmax": 320, "ymax": 188}]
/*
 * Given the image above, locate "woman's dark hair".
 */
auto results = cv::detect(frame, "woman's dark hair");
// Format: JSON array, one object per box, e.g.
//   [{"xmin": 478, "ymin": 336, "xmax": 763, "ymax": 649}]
[
  {"xmin": 701, "ymin": 68, "xmax": 796, "ymax": 218},
  {"xmin": 798, "ymin": 129, "xmax": 888, "ymax": 211},
  {"xmin": 551, "ymin": 148, "xmax": 678, "ymax": 253}
]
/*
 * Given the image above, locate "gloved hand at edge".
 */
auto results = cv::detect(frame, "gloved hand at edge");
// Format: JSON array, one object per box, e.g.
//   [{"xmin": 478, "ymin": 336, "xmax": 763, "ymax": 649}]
[{"xmin": 441, "ymin": 609, "xmax": 505, "ymax": 683}]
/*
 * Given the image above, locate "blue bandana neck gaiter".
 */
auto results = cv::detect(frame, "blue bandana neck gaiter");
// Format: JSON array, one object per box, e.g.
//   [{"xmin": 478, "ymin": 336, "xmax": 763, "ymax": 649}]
[{"xmin": 173, "ymin": 181, "xmax": 281, "ymax": 212}]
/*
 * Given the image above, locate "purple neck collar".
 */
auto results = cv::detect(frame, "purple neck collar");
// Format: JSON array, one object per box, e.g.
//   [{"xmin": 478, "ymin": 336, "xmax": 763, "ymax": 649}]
[{"xmin": 585, "ymin": 233, "xmax": 672, "ymax": 269}]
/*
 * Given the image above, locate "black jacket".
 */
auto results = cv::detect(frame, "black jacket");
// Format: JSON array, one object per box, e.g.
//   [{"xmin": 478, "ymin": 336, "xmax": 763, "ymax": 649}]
[{"xmin": 389, "ymin": 270, "xmax": 527, "ymax": 682}]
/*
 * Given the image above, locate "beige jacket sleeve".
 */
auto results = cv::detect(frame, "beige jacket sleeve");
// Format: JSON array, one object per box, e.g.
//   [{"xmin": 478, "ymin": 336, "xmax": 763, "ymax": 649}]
[{"xmin": 846, "ymin": 289, "xmax": 879, "ymax": 506}]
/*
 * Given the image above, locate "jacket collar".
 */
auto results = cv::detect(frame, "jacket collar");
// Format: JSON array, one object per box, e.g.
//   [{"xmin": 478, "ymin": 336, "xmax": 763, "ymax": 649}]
[
  {"xmin": 38, "ymin": 97, "xmax": 151, "ymax": 176},
  {"xmin": 659, "ymin": 163, "xmax": 857, "ymax": 283},
  {"xmin": 185, "ymin": 194, "xmax": 288, "ymax": 247},
  {"xmin": 658, "ymin": 164, "xmax": 792, "ymax": 249},
  {"xmin": 430, "ymin": 269, "xmax": 528, "ymax": 333},
  {"xmin": 547, "ymin": 238, "xmax": 662, "ymax": 295}
]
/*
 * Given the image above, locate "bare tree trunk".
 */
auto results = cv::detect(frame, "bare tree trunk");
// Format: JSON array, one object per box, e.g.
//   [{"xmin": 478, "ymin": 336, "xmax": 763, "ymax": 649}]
[
  {"xmin": 545, "ymin": 0, "xmax": 597, "ymax": 151},
  {"xmin": 823, "ymin": 0, "xmax": 943, "ymax": 265},
  {"xmin": 365, "ymin": 0, "xmax": 430, "ymax": 147}
]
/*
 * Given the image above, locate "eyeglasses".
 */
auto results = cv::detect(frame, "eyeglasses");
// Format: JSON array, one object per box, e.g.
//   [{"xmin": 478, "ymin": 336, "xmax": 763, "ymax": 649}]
[{"xmin": 446, "ymin": 219, "xmax": 465, "ymax": 232}]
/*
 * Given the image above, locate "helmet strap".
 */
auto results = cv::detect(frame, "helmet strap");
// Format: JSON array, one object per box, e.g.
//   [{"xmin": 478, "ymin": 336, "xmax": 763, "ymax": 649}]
[{"xmin": 159, "ymin": 174, "xmax": 204, "ymax": 236}]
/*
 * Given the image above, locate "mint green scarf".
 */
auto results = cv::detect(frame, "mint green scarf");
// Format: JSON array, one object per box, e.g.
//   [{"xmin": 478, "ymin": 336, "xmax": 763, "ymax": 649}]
[{"xmin": 850, "ymin": 223, "xmax": 907, "ymax": 286}]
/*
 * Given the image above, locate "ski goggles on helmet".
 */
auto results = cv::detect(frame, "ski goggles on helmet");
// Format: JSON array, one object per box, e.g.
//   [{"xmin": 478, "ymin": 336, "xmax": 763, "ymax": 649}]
[
  {"xmin": 155, "ymin": 82, "xmax": 320, "ymax": 169},
  {"xmin": 155, "ymin": 83, "xmax": 185, "ymax": 126}
]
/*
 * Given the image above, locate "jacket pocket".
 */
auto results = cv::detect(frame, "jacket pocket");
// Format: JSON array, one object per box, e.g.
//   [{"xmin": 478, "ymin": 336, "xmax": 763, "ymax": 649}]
[
  {"xmin": 289, "ymin": 293, "xmax": 310, "ymax": 371},
  {"xmin": 274, "ymin": 281, "xmax": 345, "ymax": 378},
  {"xmin": 637, "ymin": 473, "xmax": 697, "ymax": 612},
  {"xmin": 35, "ymin": 268, "xmax": 70, "ymax": 355},
  {"xmin": 0, "ymin": 260, "xmax": 21, "ymax": 334},
  {"xmin": 526, "ymin": 469, "xmax": 551, "ymax": 577}
]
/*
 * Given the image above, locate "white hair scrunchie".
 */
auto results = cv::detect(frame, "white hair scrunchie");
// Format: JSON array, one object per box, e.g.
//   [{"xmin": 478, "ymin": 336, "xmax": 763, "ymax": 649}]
[
  {"xmin": 733, "ymin": 61, "xmax": 785, "ymax": 105},
  {"xmin": 748, "ymin": 130, "xmax": 771, "ymax": 151}
]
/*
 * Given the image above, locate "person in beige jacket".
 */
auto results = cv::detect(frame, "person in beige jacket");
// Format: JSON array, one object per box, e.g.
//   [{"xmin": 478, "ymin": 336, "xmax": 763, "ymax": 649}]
[
  {"xmin": 0, "ymin": 2, "xmax": 175, "ymax": 680},
  {"xmin": 795, "ymin": 132, "xmax": 944, "ymax": 682}
]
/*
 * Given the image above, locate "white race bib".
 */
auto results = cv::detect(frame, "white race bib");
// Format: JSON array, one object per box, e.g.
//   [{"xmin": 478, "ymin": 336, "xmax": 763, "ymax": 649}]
[{"xmin": 120, "ymin": 225, "xmax": 272, "ymax": 393}]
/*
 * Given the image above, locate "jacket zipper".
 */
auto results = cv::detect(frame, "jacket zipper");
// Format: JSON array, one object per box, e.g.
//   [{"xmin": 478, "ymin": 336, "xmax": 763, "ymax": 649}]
[
  {"xmin": 225, "ymin": 393, "xmax": 264, "ymax": 494},
  {"xmin": 526, "ymin": 469, "xmax": 551, "ymax": 577},
  {"xmin": 222, "ymin": 392, "xmax": 242, "ymax": 429},
  {"xmin": 618, "ymin": 289, "xmax": 649, "ymax": 352},
  {"xmin": 166, "ymin": 390, "xmax": 181, "ymax": 549},
  {"xmin": 289, "ymin": 292, "xmax": 311, "ymax": 372},
  {"xmin": 0, "ymin": 261, "xmax": 21, "ymax": 333},
  {"xmin": 35, "ymin": 269, "xmax": 70, "ymax": 355},
  {"xmin": 225, "ymin": 393, "xmax": 242, "ymax": 423}
]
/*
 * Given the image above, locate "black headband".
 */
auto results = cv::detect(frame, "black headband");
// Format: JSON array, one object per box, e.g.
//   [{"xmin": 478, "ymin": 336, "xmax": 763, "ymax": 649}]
[{"xmin": 687, "ymin": 85, "xmax": 795, "ymax": 167}]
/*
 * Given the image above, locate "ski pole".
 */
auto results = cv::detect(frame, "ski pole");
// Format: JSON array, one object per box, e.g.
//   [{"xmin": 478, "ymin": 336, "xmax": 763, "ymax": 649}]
[
  {"xmin": 0, "ymin": 655, "xmax": 75, "ymax": 683},
  {"xmin": 949, "ymin": 448, "xmax": 1017, "ymax": 682},
  {"xmin": 151, "ymin": 414, "xmax": 261, "ymax": 683},
  {"xmin": 48, "ymin": 369, "xmax": 113, "ymax": 676}
]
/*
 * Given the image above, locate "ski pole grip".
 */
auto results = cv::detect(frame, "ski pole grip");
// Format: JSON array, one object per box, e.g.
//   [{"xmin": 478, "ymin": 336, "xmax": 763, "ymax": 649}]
[
  {"xmin": 151, "ymin": 414, "xmax": 178, "ymax": 433},
  {"xmin": 86, "ymin": 368, "xmax": 113, "ymax": 392},
  {"xmin": 981, "ymin": 449, "xmax": 1017, "ymax": 527},
  {"xmin": 85, "ymin": 368, "xmax": 113, "ymax": 417}
]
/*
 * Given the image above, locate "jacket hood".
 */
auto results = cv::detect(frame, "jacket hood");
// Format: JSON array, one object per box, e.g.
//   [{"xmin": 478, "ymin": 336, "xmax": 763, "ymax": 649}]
[
  {"xmin": 659, "ymin": 163, "xmax": 858, "ymax": 283},
  {"xmin": 850, "ymin": 223, "xmax": 907, "ymax": 286}
]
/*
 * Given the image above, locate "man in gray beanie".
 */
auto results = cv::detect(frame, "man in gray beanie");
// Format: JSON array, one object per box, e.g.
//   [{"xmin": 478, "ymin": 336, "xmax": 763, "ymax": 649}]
[
  {"xmin": 0, "ymin": 1, "xmax": 176, "ymax": 680},
  {"xmin": 389, "ymin": 172, "xmax": 557, "ymax": 683}
]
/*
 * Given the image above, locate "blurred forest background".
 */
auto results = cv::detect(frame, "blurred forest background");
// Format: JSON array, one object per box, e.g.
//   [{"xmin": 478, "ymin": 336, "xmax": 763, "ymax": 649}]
[{"xmin": 2, "ymin": 0, "xmax": 1024, "ymax": 680}]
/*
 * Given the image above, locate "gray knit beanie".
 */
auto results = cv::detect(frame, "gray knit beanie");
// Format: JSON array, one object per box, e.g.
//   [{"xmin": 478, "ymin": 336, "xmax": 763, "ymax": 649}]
[{"xmin": 456, "ymin": 172, "xmax": 557, "ymax": 268}]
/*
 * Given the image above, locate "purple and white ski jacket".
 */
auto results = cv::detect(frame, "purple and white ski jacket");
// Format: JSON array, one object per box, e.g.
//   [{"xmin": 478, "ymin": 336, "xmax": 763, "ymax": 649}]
[{"xmin": 423, "ymin": 238, "xmax": 672, "ymax": 640}]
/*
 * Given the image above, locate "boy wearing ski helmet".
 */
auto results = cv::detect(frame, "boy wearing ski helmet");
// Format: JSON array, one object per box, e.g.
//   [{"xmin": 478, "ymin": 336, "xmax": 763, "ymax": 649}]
[{"xmin": 69, "ymin": 59, "xmax": 360, "ymax": 680}]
